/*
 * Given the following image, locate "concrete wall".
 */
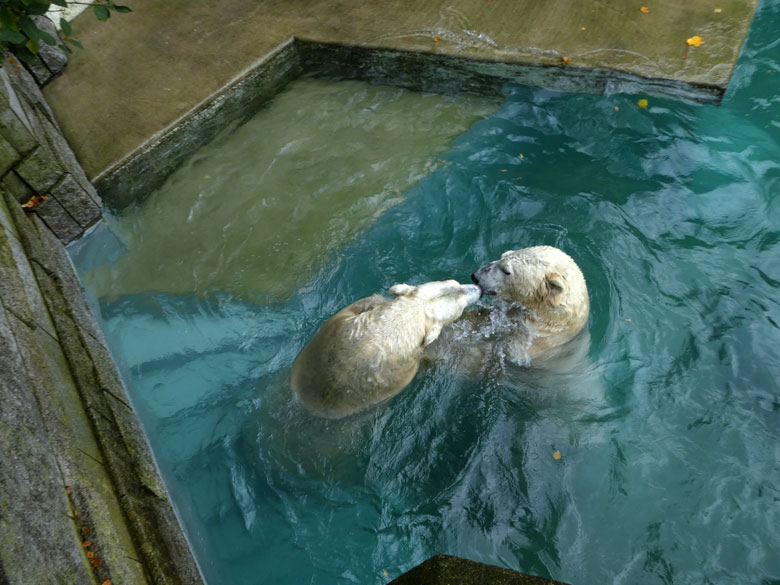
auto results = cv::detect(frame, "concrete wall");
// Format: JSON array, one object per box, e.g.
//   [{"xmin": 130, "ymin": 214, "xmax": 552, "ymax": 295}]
[
  {"xmin": 1, "ymin": 57, "xmax": 101, "ymax": 243},
  {"xmin": 0, "ymin": 59, "xmax": 203, "ymax": 585}
]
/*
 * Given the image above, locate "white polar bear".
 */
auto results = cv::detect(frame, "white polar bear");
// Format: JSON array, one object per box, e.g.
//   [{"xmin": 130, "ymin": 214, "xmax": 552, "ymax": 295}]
[
  {"xmin": 469, "ymin": 245, "xmax": 590, "ymax": 364},
  {"xmin": 291, "ymin": 280, "xmax": 481, "ymax": 419}
]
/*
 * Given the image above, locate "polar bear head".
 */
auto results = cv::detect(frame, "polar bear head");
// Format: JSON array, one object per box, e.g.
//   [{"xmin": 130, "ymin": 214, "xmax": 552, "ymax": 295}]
[
  {"xmin": 471, "ymin": 246, "xmax": 589, "ymax": 334},
  {"xmin": 389, "ymin": 280, "xmax": 481, "ymax": 346}
]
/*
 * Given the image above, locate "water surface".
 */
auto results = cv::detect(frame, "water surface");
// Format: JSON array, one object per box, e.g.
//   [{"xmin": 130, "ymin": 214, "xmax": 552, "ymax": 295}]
[{"xmin": 70, "ymin": 4, "xmax": 780, "ymax": 584}]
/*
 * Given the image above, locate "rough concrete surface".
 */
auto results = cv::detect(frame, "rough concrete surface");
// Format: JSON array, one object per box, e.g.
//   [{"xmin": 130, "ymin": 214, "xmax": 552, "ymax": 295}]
[
  {"xmin": 1, "ymin": 66, "xmax": 204, "ymax": 582},
  {"xmin": 43, "ymin": 0, "xmax": 758, "ymax": 181}
]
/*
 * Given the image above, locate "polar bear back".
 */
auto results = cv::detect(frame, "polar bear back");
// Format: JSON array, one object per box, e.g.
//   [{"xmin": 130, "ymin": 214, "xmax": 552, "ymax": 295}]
[{"xmin": 291, "ymin": 281, "xmax": 480, "ymax": 419}]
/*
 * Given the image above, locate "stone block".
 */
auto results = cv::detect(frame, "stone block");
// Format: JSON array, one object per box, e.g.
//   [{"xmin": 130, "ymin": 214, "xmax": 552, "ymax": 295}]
[
  {"xmin": 33, "ymin": 191, "xmax": 81, "ymax": 243},
  {"xmin": 0, "ymin": 306, "xmax": 93, "ymax": 585},
  {"xmin": 0, "ymin": 215, "xmax": 58, "ymax": 337},
  {"xmin": 7, "ymin": 309, "xmax": 102, "ymax": 464},
  {"xmin": 0, "ymin": 185, "xmax": 20, "ymax": 239},
  {"xmin": 28, "ymin": 261, "xmax": 109, "ymax": 416},
  {"xmin": 32, "ymin": 16, "xmax": 68, "ymax": 81},
  {"xmin": 2, "ymin": 56, "xmax": 57, "ymax": 127},
  {"xmin": 34, "ymin": 108, "xmax": 102, "ymax": 207},
  {"xmin": 7, "ymin": 311, "xmax": 150, "ymax": 585},
  {"xmin": 103, "ymin": 385, "xmax": 167, "ymax": 499},
  {"xmin": 0, "ymin": 179, "xmax": 53, "ymax": 271},
  {"xmin": 25, "ymin": 53, "xmax": 53, "ymax": 86},
  {"xmin": 15, "ymin": 143, "xmax": 64, "ymax": 193},
  {"xmin": 0, "ymin": 65, "xmax": 32, "ymax": 129},
  {"xmin": 0, "ymin": 71, "xmax": 36, "ymax": 156},
  {"xmin": 64, "ymin": 453, "xmax": 151, "ymax": 585},
  {"xmin": 389, "ymin": 556, "xmax": 570, "ymax": 585},
  {"xmin": 120, "ymin": 490, "xmax": 205, "ymax": 585},
  {"xmin": 29, "ymin": 213, "xmax": 103, "ymax": 335},
  {"xmin": 51, "ymin": 173, "xmax": 101, "ymax": 227},
  {"xmin": 38, "ymin": 45, "xmax": 69, "ymax": 81},
  {"xmin": 0, "ymin": 132, "xmax": 21, "ymax": 175},
  {"xmin": 1, "ymin": 168, "xmax": 34, "ymax": 204}
]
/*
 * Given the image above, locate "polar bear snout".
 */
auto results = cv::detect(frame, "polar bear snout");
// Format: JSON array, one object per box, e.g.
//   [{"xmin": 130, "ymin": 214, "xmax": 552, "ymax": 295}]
[
  {"xmin": 471, "ymin": 264, "xmax": 498, "ymax": 296},
  {"xmin": 463, "ymin": 284, "xmax": 482, "ymax": 304}
]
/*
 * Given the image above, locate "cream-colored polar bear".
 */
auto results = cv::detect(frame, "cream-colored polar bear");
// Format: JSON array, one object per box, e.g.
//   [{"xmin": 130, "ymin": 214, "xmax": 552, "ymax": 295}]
[
  {"xmin": 467, "ymin": 245, "xmax": 590, "ymax": 365},
  {"xmin": 291, "ymin": 280, "xmax": 481, "ymax": 419}
]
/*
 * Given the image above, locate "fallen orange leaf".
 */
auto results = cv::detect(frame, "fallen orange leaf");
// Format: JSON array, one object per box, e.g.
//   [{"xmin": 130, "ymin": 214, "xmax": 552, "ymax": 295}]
[
  {"xmin": 21, "ymin": 194, "xmax": 48, "ymax": 211},
  {"xmin": 553, "ymin": 450, "xmax": 562, "ymax": 460},
  {"xmin": 91, "ymin": 558, "xmax": 102, "ymax": 568},
  {"xmin": 102, "ymin": 581, "xmax": 112, "ymax": 585},
  {"xmin": 640, "ymin": 6, "xmax": 651, "ymax": 13},
  {"xmin": 561, "ymin": 56, "xmax": 571, "ymax": 65},
  {"xmin": 82, "ymin": 541, "xmax": 91, "ymax": 548},
  {"xmin": 433, "ymin": 37, "xmax": 442, "ymax": 42},
  {"xmin": 87, "ymin": 551, "xmax": 94, "ymax": 559},
  {"xmin": 686, "ymin": 35, "xmax": 704, "ymax": 47},
  {"xmin": 638, "ymin": 98, "xmax": 649, "ymax": 108}
]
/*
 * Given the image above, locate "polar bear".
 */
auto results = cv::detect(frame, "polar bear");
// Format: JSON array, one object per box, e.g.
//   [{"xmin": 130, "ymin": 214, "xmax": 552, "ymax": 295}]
[
  {"xmin": 291, "ymin": 280, "xmax": 481, "ymax": 419},
  {"xmin": 469, "ymin": 245, "xmax": 590, "ymax": 364}
]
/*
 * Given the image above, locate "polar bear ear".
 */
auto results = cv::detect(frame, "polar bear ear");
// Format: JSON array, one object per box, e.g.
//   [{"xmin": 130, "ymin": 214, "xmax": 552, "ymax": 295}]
[
  {"xmin": 544, "ymin": 272, "xmax": 566, "ymax": 304},
  {"xmin": 390, "ymin": 284, "xmax": 415, "ymax": 297},
  {"xmin": 422, "ymin": 323, "xmax": 443, "ymax": 347}
]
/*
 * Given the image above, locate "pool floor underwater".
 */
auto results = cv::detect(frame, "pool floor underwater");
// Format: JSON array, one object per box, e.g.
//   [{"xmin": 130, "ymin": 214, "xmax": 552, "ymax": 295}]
[{"xmin": 69, "ymin": 5, "xmax": 780, "ymax": 583}]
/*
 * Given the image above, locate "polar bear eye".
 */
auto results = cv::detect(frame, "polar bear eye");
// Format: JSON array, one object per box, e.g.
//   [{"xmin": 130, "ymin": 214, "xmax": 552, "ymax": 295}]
[{"xmin": 500, "ymin": 266, "xmax": 511, "ymax": 276}]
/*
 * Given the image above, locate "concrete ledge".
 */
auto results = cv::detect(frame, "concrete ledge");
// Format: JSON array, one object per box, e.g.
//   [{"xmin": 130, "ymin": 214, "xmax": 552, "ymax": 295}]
[{"xmin": 96, "ymin": 38, "xmax": 301, "ymax": 210}]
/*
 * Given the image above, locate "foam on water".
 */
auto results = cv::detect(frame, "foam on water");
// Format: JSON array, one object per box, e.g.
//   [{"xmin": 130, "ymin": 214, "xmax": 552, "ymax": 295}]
[{"xmin": 70, "ymin": 3, "xmax": 780, "ymax": 584}]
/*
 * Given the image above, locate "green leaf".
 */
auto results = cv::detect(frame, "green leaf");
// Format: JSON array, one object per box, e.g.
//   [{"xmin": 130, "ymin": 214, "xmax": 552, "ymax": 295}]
[
  {"xmin": 37, "ymin": 28, "xmax": 56, "ymax": 45},
  {"xmin": 0, "ymin": 9, "xmax": 18, "ymax": 31},
  {"xmin": 25, "ymin": 2, "xmax": 50, "ymax": 15},
  {"xmin": 0, "ymin": 28, "xmax": 25, "ymax": 44},
  {"xmin": 112, "ymin": 5, "xmax": 132, "ymax": 13},
  {"xmin": 15, "ymin": 46, "xmax": 38, "ymax": 64},
  {"xmin": 19, "ymin": 16, "xmax": 40, "ymax": 40},
  {"xmin": 66, "ymin": 37, "xmax": 82, "ymax": 49},
  {"xmin": 59, "ymin": 17, "xmax": 71, "ymax": 36},
  {"xmin": 58, "ymin": 42, "xmax": 72, "ymax": 54},
  {"xmin": 93, "ymin": 5, "xmax": 110, "ymax": 21},
  {"xmin": 25, "ymin": 37, "xmax": 39, "ymax": 55},
  {"xmin": 51, "ymin": 0, "xmax": 69, "ymax": 6}
]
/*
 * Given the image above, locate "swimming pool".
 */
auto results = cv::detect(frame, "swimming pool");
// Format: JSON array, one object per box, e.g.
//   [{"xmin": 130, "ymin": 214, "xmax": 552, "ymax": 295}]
[{"xmin": 69, "ymin": 2, "xmax": 779, "ymax": 583}]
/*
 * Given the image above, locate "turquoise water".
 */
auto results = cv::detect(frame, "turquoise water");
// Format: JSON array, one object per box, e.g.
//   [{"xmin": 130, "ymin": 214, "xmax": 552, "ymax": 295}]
[{"xmin": 71, "ymin": 3, "xmax": 779, "ymax": 584}]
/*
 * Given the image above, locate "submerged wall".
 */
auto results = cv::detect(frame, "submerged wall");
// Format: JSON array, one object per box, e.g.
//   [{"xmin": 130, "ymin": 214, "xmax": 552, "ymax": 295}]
[{"xmin": 0, "ymin": 59, "xmax": 203, "ymax": 585}]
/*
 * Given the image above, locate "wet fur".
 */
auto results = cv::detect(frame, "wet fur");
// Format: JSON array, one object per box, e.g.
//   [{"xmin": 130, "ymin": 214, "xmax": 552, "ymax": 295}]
[{"xmin": 291, "ymin": 281, "xmax": 480, "ymax": 419}]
